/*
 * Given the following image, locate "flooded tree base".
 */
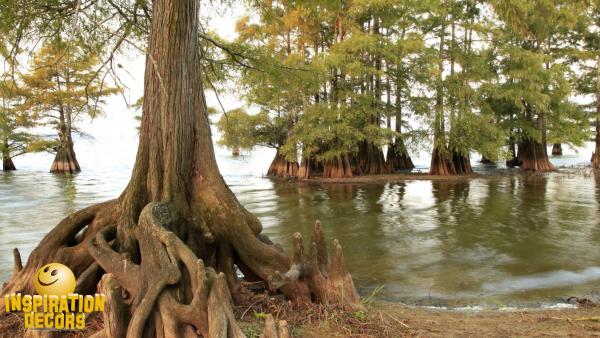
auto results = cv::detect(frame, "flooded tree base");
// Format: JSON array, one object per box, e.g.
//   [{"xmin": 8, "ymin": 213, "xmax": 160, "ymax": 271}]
[
  {"xmin": 2, "ymin": 156, "xmax": 16, "ymax": 171},
  {"xmin": 267, "ymin": 151, "xmax": 299, "ymax": 178},
  {"xmin": 519, "ymin": 138, "xmax": 556, "ymax": 172}
]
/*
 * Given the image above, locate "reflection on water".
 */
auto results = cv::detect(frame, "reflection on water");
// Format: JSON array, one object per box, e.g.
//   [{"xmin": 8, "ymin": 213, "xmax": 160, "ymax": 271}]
[{"xmin": 1, "ymin": 143, "xmax": 600, "ymax": 307}]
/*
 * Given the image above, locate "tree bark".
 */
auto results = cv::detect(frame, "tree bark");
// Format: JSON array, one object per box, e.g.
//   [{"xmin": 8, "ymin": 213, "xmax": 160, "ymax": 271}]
[
  {"xmin": 2, "ymin": 1, "xmax": 361, "ymax": 336},
  {"xmin": 430, "ymin": 147, "xmax": 456, "ymax": 176}
]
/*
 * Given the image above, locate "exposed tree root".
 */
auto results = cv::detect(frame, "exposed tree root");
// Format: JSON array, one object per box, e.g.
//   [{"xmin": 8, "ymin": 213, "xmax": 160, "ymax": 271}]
[
  {"xmin": 86, "ymin": 202, "xmax": 246, "ymax": 338},
  {"xmin": 260, "ymin": 314, "xmax": 289, "ymax": 338},
  {"xmin": 2, "ymin": 200, "xmax": 361, "ymax": 337},
  {"xmin": 269, "ymin": 221, "xmax": 363, "ymax": 312},
  {"xmin": 1, "ymin": 200, "xmax": 117, "ymax": 298}
]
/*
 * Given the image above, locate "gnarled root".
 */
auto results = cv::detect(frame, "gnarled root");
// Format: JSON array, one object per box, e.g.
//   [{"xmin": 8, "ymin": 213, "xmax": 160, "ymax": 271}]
[
  {"xmin": 260, "ymin": 315, "xmax": 289, "ymax": 338},
  {"xmin": 89, "ymin": 202, "xmax": 244, "ymax": 338},
  {"xmin": 1, "ymin": 200, "xmax": 117, "ymax": 303},
  {"xmin": 269, "ymin": 221, "xmax": 363, "ymax": 312}
]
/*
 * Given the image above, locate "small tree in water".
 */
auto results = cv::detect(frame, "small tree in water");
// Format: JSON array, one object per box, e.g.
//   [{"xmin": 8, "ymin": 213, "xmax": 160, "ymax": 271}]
[
  {"xmin": 21, "ymin": 39, "xmax": 118, "ymax": 173},
  {"xmin": 0, "ymin": 73, "xmax": 52, "ymax": 170}
]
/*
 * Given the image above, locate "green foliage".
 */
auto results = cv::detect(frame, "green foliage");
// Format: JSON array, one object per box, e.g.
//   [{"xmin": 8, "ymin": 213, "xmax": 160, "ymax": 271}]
[
  {"xmin": 0, "ymin": 72, "xmax": 52, "ymax": 159},
  {"xmin": 20, "ymin": 39, "xmax": 119, "ymax": 145}
]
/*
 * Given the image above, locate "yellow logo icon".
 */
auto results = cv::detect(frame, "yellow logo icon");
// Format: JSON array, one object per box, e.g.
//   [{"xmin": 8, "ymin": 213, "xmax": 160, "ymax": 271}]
[{"xmin": 33, "ymin": 263, "xmax": 76, "ymax": 296}]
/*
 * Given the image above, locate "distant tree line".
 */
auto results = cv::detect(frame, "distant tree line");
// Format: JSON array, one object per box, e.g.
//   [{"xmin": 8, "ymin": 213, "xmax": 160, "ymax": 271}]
[{"xmin": 216, "ymin": 0, "xmax": 600, "ymax": 178}]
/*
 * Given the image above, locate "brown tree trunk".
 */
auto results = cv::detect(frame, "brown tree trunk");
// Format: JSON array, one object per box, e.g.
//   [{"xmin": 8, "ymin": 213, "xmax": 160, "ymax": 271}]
[
  {"xmin": 519, "ymin": 137, "xmax": 556, "ymax": 172},
  {"xmin": 2, "ymin": 141, "xmax": 16, "ymax": 170},
  {"xmin": 430, "ymin": 147, "xmax": 456, "ymax": 176},
  {"xmin": 592, "ymin": 56, "xmax": 600, "ymax": 169},
  {"xmin": 266, "ymin": 149, "xmax": 299, "ymax": 178},
  {"xmin": 386, "ymin": 142, "xmax": 414, "ymax": 171},
  {"xmin": 50, "ymin": 108, "xmax": 80, "ymax": 173},
  {"xmin": 2, "ymin": 155, "xmax": 16, "ymax": 171},
  {"xmin": 1, "ymin": 1, "xmax": 362, "ymax": 336},
  {"xmin": 551, "ymin": 143, "xmax": 562, "ymax": 156},
  {"xmin": 593, "ymin": 125, "xmax": 600, "ymax": 169},
  {"xmin": 452, "ymin": 151, "xmax": 473, "ymax": 175},
  {"xmin": 232, "ymin": 146, "xmax": 240, "ymax": 156},
  {"xmin": 322, "ymin": 155, "xmax": 353, "ymax": 179},
  {"xmin": 357, "ymin": 141, "xmax": 392, "ymax": 175}
]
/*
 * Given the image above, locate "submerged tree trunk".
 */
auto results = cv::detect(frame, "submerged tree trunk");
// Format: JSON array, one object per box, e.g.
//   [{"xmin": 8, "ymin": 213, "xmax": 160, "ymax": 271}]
[
  {"xmin": 2, "ymin": 140, "xmax": 16, "ymax": 170},
  {"xmin": 2, "ymin": 1, "xmax": 362, "ymax": 336},
  {"xmin": 50, "ymin": 107, "xmax": 80, "ymax": 173},
  {"xmin": 551, "ymin": 143, "xmax": 562, "ymax": 156},
  {"xmin": 267, "ymin": 149, "xmax": 299, "ymax": 178},
  {"xmin": 2, "ymin": 155, "xmax": 16, "ymax": 171},
  {"xmin": 519, "ymin": 137, "xmax": 556, "ymax": 172}
]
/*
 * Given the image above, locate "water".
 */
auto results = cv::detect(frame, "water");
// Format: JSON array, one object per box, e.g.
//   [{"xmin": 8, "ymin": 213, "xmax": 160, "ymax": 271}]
[{"xmin": 1, "ymin": 136, "xmax": 600, "ymax": 308}]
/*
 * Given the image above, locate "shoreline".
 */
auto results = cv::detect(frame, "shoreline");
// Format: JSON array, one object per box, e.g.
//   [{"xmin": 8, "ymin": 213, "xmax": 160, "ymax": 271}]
[{"xmin": 269, "ymin": 166, "xmax": 598, "ymax": 185}]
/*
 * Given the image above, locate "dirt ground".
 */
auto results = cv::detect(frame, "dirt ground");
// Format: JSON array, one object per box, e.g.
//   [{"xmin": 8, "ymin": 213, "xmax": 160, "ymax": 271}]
[{"xmin": 290, "ymin": 302, "xmax": 600, "ymax": 337}]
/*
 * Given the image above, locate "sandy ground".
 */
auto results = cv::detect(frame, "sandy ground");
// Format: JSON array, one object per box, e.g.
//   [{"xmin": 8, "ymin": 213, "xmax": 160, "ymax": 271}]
[{"xmin": 292, "ymin": 302, "xmax": 600, "ymax": 337}]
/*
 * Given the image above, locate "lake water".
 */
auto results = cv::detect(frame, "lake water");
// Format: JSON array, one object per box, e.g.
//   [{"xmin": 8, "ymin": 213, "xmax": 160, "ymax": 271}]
[{"xmin": 1, "ymin": 135, "xmax": 599, "ymax": 309}]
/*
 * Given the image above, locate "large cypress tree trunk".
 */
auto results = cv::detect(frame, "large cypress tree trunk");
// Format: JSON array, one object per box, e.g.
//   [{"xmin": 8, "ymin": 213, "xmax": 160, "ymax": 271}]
[
  {"xmin": 50, "ymin": 107, "xmax": 81, "ymax": 173},
  {"xmin": 519, "ymin": 137, "xmax": 556, "ymax": 172},
  {"xmin": 429, "ymin": 18, "xmax": 455, "ymax": 176},
  {"xmin": 452, "ymin": 151, "xmax": 473, "ymax": 175},
  {"xmin": 1, "ymin": 1, "xmax": 361, "ymax": 336}
]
